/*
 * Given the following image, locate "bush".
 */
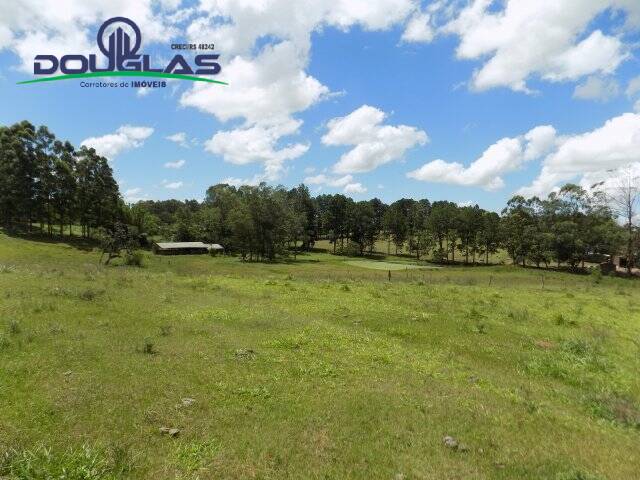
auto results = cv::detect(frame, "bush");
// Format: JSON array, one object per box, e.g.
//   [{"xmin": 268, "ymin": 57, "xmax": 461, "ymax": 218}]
[
  {"xmin": 142, "ymin": 337, "xmax": 156, "ymax": 354},
  {"xmin": 78, "ymin": 288, "xmax": 102, "ymax": 301},
  {"xmin": 124, "ymin": 250, "xmax": 144, "ymax": 267}
]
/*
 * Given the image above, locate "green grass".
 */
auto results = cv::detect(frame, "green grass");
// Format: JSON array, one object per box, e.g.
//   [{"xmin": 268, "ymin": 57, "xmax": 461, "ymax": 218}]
[
  {"xmin": 0, "ymin": 231, "xmax": 639, "ymax": 479},
  {"xmin": 344, "ymin": 259, "xmax": 441, "ymax": 271}
]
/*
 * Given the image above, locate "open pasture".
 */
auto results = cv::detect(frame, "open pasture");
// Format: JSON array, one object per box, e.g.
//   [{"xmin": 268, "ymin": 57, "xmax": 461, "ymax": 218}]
[{"xmin": 0, "ymin": 232, "xmax": 639, "ymax": 479}]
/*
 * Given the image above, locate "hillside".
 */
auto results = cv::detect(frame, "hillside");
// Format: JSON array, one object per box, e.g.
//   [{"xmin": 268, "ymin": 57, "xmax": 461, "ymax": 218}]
[{"xmin": 0, "ymin": 233, "xmax": 638, "ymax": 479}]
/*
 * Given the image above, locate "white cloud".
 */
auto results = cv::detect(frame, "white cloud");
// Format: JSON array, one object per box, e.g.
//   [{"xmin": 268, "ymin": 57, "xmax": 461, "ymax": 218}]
[
  {"xmin": 179, "ymin": 1, "xmax": 430, "ymax": 183},
  {"xmin": 136, "ymin": 87, "xmax": 153, "ymax": 97},
  {"xmin": 165, "ymin": 132, "xmax": 189, "ymax": 148},
  {"xmin": 408, "ymin": 125, "xmax": 556, "ymax": 191},
  {"xmin": 523, "ymin": 125, "xmax": 559, "ymax": 161},
  {"xmin": 626, "ymin": 75, "xmax": 640, "ymax": 98},
  {"xmin": 123, "ymin": 187, "xmax": 149, "ymax": 203},
  {"xmin": 181, "ymin": 41, "xmax": 329, "ymax": 126},
  {"xmin": 322, "ymin": 105, "xmax": 428, "ymax": 174},
  {"xmin": 520, "ymin": 112, "xmax": 640, "ymax": 196},
  {"xmin": 164, "ymin": 159, "xmax": 186, "ymax": 169},
  {"xmin": 303, "ymin": 173, "xmax": 367, "ymax": 194},
  {"xmin": 81, "ymin": 125, "xmax": 153, "ymax": 159},
  {"xmin": 205, "ymin": 119, "xmax": 309, "ymax": 182},
  {"xmin": 440, "ymin": 0, "xmax": 635, "ymax": 92},
  {"xmin": 164, "ymin": 181, "xmax": 183, "ymax": 189},
  {"xmin": 304, "ymin": 174, "xmax": 354, "ymax": 188},
  {"xmin": 401, "ymin": 11, "xmax": 436, "ymax": 43},
  {"xmin": 190, "ymin": 0, "xmax": 417, "ymax": 58},
  {"xmin": 343, "ymin": 182, "xmax": 367, "ymax": 194},
  {"xmin": 573, "ymin": 76, "xmax": 620, "ymax": 101},
  {"xmin": 0, "ymin": 0, "xmax": 181, "ymax": 71},
  {"xmin": 181, "ymin": 41, "xmax": 327, "ymax": 182}
]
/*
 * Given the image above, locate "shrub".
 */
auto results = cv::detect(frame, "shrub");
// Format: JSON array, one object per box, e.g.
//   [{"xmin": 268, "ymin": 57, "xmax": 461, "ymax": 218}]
[
  {"xmin": 124, "ymin": 250, "xmax": 144, "ymax": 267},
  {"xmin": 590, "ymin": 268, "xmax": 603, "ymax": 284},
  {"xmin": 142, "ymin": 337, "xmax": 156, "ymax": 355},
  {"xmin": 78, "ymin": 288, "xmax": 101, "ymax": 301}
]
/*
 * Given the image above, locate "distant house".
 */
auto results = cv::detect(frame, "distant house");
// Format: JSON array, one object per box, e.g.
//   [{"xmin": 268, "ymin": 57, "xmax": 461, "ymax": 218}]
[{"xmin": 153, "ymin": 242, "xmax": 224, "ymax": 255}]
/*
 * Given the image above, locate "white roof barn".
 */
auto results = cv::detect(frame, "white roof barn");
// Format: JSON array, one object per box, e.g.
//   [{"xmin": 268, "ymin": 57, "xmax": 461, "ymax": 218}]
[{"xmin": 153, "ymin": 242, "xmax": 224, "ymax": 255}]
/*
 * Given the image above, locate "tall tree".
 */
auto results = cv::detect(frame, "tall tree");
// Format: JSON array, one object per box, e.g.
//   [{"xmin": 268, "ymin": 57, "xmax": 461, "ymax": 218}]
[{"xmin": 607, "ymin": 166, "xmax": 640, "ymax": 274}]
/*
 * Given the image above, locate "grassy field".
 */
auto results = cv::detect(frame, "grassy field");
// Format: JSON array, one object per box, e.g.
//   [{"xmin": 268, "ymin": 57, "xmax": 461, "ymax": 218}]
[
  {"xmin": 0, "ymin": 232, "xmax": 639, "ymax": 479},
  {"xmin": 344, "ymin": 260, "xmax": 441, "ymax": 271}
]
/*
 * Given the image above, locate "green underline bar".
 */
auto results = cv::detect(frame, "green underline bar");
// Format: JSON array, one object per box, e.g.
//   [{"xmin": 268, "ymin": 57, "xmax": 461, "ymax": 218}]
[{"xmin": 17, "ymin": 71, "xmax": 228, "ymax": 85}]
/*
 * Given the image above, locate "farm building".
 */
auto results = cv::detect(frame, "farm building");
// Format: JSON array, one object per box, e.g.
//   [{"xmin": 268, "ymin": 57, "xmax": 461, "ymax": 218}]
[{"xmin": 153, "ymin": 242, "xmax": 224, "ymax": 255}]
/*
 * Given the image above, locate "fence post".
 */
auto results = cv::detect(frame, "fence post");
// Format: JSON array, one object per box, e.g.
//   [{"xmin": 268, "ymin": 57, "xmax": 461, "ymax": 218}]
[{"xmin": 388, "ymin": 269, "xmax": 391, "ymax": 282}]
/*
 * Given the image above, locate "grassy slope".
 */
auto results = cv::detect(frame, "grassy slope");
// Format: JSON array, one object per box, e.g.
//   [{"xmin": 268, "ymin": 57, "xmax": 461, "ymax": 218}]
[{"xmin": 0, "ymin": 232, "xmax": 638, "ymax": 479}]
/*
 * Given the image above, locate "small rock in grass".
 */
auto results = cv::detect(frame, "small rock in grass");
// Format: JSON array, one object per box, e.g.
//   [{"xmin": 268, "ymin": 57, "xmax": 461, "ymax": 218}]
[
  {"xmin": 63, "ymin": 370, "xmax": 73, "ymax": 376},
  {"xmin": 443, "ymin": 436, "xmax": 469, "ymax": 452},
  {"xmin": 235, "ymin": 348, "xmax": 256, "ymax": 359},
  {"xmin": 443, "ymin": 436, "xmax": 458, "ymax": 449},
  {"xmin": 180, "ymin": 397, "xmax": 196, "ymax": 407},
  {"xmin": 159, "ymin": 427, "xmax": 180, "ymax": 437}
]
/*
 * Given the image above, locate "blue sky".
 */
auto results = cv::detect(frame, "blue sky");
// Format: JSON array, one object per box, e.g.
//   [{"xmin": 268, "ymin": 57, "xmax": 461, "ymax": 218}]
[{"xmin": 2, "ymin": 0, "xmax": 640, "ymax": 211}]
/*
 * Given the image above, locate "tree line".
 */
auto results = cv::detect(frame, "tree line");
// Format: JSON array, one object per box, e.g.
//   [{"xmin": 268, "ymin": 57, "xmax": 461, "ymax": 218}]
[
  {"xmin": 0, "ymin": 121, "xmax": 121, "ymax": 237},
  {"xmin": 0, "ymin": 121, "xmax": 635, "ymax": 269},
  {"xmin": 133, "ymin": 183, "xmax": 627, "ymax": 268}
]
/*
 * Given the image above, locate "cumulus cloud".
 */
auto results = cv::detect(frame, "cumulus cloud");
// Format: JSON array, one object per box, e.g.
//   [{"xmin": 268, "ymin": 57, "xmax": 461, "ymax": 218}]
[
  {"xmin": 190, "ymin": 0, "xmax": 417, "ymax": 57},
  {"xmin": 205, "ymin": 119, "xmax": 309, "ymax": 182},
  {"xmin": 164, "ymin": 159, "xmax": 186, "ymax": 169},
  {"xmin": 439, "ymin": 0, "xmax": 636, "ymax": 92},
  {"xmin": 303, "ymin": 173, "xmax": 367, "ymax": 194},
  {"xmin": 401, "ymin": 11, "xmax": 436, "ymax": 43},
  {"xmin": 519, "ymin": 112, "xmax": 640, "ymax": 197},
  {"xmin": 573, "ymin": 76, "xmax": 620, "ymax": 101},
  {"xmin": 181, "ymin": 41, "xmax": 329, "ymax": 126},
  {"xmin": 163, "ymin": 181, "xmax": 183, "ymax": 189},
  {"xmin": 81, "ymin": 125, "xmax": 153, "ymax": 159},
  {"xmin": 123, "ymin": 187, "xmax": 147, "ymax": 203},
  {"xmin": 322, "ymin": 105, "xmax": 428, "ymax": 174},
  {"xmin": 179, "ymin": 0, "xmax": 431, "ymax": 183},
  {"xmin": 181, "ymin": 41, "xmax": 327, "ymax": 182},
  {"xmin": 408, "ymin": 125, "xmax": 557, "ymax": 191},
  {"xmin": 165, "ymin": 132, "xmax": 189, "ymax": 148},
  {"xmin": 343, "ymin": 182, "xmax": 367, "ymax": 194},
  {"xmin": 626, "ymin": 75, "xmax": 640, "ymax": 98},
  {"xmin": 0, "ymin": 0, "xmax": 181, "ymax": 71}
]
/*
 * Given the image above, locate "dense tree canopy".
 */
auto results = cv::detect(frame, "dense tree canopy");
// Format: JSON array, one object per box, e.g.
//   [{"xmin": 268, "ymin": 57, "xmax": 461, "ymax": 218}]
[{"xmin": 0, "ymin": 121, "xmax": 121, "ymax": 236}]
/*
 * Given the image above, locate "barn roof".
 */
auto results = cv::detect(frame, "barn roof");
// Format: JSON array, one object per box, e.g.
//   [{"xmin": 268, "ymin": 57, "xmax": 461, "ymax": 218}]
[{"xmin": 155, "ymin": 242, "xmax": 224, "ymax": 250}]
